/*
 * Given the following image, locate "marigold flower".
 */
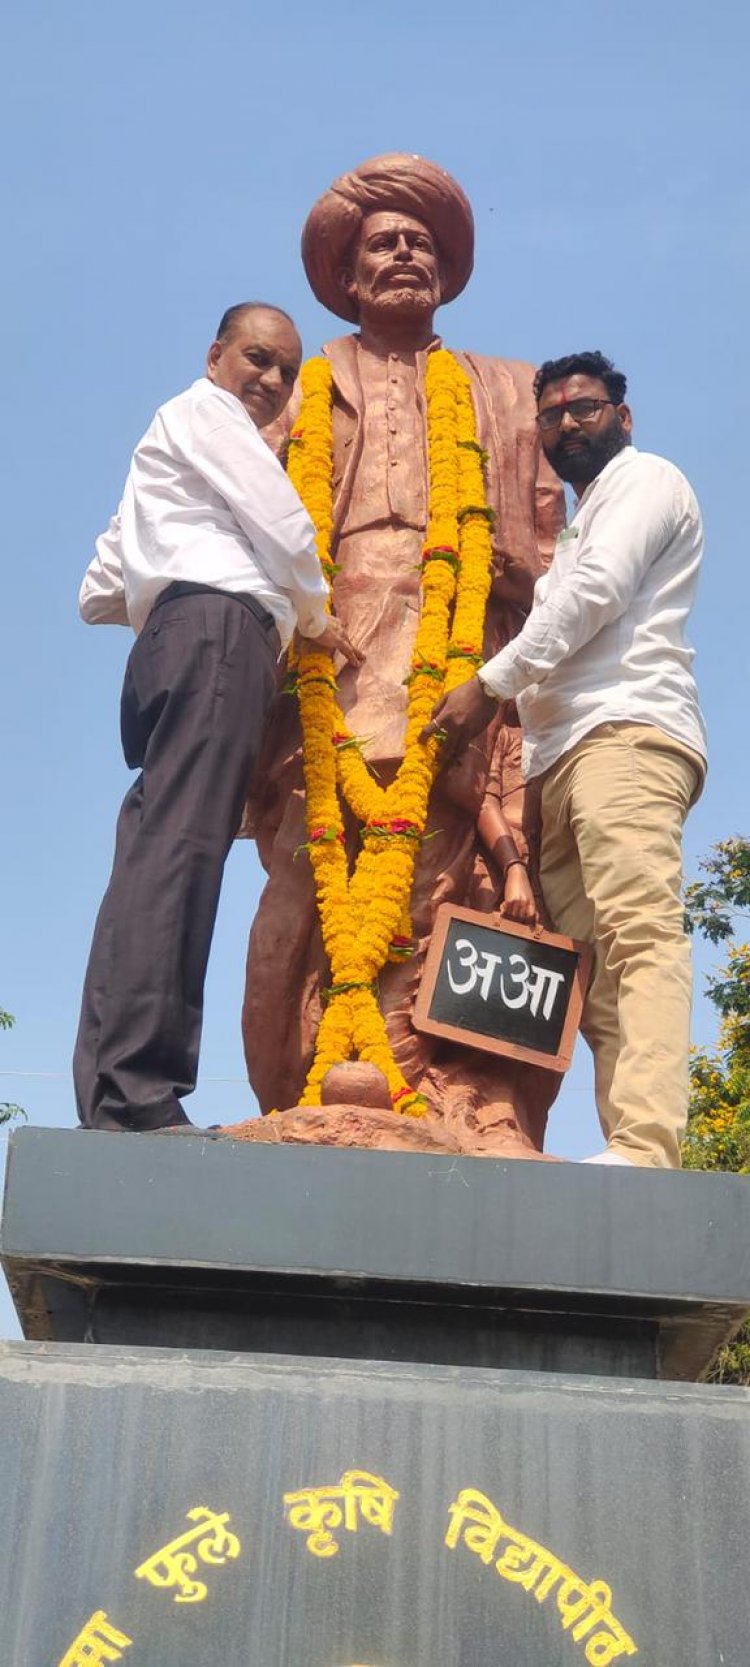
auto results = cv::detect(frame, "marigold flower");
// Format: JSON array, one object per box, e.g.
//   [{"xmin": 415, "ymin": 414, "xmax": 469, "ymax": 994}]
[{"xmin": 288, "ymin": 350, "xmax": 494, "ymax": 1114}]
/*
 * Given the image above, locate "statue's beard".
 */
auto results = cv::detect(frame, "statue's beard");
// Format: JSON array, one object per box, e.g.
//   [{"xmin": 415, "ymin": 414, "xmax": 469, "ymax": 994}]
[{"xmin": 363, "ymin": 285, "xmax": 438, "ymax": 321}]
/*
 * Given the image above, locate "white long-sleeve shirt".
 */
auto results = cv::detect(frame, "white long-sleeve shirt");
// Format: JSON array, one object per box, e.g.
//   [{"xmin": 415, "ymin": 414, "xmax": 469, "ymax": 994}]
[
  {"xmin": 79, "ymin": 377, "xmax": 329, "ymax": 647},
  {"xmin": 477, "ymin": 446, "xmax": 707, "ymax": 779}
]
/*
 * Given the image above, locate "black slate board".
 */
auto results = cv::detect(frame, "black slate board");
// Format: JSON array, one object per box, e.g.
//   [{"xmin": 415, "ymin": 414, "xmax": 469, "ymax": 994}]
[{"xmin": 414, "ymin": 904, "xmax": 592, "ymax": 1068}]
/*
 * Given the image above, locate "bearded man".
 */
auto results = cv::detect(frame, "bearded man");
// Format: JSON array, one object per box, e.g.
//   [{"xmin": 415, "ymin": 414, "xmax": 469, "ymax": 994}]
[
  {"xmin": 242, "ymin": 154, "xmax": 565, "ymax": 1156},
  {"xmin": 425, "ymin": 351, "xmax": 707, "ymax": 1169}
]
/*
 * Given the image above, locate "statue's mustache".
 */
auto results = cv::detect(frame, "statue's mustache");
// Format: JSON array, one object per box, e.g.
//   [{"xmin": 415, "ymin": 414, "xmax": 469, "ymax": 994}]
[{"xmin": 375, "ymin": 265, "xmax": 431, "ymax": 289}]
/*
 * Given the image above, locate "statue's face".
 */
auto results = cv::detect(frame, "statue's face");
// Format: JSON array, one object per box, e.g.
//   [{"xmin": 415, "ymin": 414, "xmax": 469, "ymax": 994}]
[
  {"xmin": 205, "ymin": 307, "xmax": 302, "ymax": 427},
  {"xmin": 340, "ymin": 211, "xmax": 442, "ymax": 323}
]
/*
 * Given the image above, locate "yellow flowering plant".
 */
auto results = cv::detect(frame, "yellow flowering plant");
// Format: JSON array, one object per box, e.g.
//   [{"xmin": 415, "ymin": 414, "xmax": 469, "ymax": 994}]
[
  {"xmin": 287, "ymin": 351, "xmax": 495, "ymax": 1115},
  {"xmin": 681, "ymin": 838, "xmax": 750, "ymax": 1384}
]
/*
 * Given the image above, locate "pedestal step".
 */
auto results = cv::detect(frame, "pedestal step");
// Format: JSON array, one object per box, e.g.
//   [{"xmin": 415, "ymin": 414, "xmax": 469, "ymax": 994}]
[{"xmin": 2, "ymin": 1127, "xmax": 749, "ymax": 1380}]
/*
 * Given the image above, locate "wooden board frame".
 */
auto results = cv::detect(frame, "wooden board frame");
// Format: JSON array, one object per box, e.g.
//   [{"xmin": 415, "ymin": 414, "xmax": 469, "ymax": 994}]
[{"xmin": 413, "ymin": 904, "xmax": 593, "ymax": 1074}]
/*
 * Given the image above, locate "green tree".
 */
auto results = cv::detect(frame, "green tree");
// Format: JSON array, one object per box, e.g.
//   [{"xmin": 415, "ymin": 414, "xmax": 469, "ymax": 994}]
[
  {"xmin": 683, "ymin": 838, "xmax": 750, "ymax": 1382},
  {"xmin": 0, "ymin": 1009, "xmax": 27, "ymax": 1127}
]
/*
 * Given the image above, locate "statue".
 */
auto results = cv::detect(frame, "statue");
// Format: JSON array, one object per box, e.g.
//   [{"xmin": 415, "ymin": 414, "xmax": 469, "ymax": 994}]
[{"xmin": 237, "ymin": 154, "xmax": 566, "ymax": 1158}]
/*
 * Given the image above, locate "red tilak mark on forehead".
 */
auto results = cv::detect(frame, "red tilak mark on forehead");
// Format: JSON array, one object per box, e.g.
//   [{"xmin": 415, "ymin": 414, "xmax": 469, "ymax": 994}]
[{"xmin": 544, "ymin": 386, "xmax": 573, "ymax": 408}]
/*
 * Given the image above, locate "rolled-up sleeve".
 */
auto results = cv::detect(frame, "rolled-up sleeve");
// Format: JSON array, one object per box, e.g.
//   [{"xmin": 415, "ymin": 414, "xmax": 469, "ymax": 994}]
[{"xmin": 478, "ymin": 457, "xmax": 680, "ymax": 700}]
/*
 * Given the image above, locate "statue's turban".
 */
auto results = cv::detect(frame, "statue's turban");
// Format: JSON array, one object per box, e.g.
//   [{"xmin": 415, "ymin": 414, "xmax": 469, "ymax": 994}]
[{"xmin": 301, "ymin": 153, "xmax": 475, "ymax": 323}]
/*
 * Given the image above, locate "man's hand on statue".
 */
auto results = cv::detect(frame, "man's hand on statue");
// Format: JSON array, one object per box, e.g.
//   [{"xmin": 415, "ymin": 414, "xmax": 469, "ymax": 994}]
[
  {"xmin": 420, "ymin": 677, "xmax": 498, "ymax": 764},
  {"xmin": 302, "ymin": 616, "xmax": 364, "ymax": 667},
  {"xmin": 499, "ymin": 863, "xmax": 537, "ymax": 927}
]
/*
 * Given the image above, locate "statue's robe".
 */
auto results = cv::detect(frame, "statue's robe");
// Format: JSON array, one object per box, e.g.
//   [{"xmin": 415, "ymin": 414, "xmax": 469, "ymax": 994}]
[{"xmin": 241, "ymin": 334, "xmax": 566, "ymax": 1152}]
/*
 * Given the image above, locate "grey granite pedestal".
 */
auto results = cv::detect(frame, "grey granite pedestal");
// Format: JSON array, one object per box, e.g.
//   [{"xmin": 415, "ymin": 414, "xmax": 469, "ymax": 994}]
[{"xmin": 1, "ymin": 1127, "xmax": 748, "ymax": 1667}]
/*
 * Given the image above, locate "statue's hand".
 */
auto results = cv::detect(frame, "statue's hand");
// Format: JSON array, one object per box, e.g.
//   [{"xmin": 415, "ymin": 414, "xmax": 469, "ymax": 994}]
[
  {"xmin": 300, "ymin": 616, "xmax": 364, "ymax": 667},
  {"xmin": 498, "ymin": 863, "xmax": 537, "ymax": 927},
  {"xmin": 420, "ymin": 677, "xmax": 498, "ymax": 765}
]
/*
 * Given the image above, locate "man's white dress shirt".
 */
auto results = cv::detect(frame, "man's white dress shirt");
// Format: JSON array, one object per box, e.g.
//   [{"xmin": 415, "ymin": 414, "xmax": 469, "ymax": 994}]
[
  {"xmin": 79, "ymin": 377, "xmax": 329, "ymax": 648},
  {"xmin": 477, "ymin": 446, "xmax": 707, "ymax": 780}
]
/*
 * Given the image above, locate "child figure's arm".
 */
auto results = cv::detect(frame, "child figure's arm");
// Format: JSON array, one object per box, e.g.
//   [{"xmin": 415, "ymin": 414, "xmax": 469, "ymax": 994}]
[{"xmin": 477, "ymin": 796, "xmax": 537, "ymax": 927}]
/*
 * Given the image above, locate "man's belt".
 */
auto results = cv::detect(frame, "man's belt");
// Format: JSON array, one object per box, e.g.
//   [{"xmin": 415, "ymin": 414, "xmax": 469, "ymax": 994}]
[{"xmin": 152, "ymin": 580, "xmax": 281, "ymax": 654}]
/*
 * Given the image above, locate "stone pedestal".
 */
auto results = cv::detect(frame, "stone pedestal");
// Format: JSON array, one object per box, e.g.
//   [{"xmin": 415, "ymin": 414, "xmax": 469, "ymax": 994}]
[{"xmin": 1, "ymin": 1127, "xmax": 749, "ymax": 1666}]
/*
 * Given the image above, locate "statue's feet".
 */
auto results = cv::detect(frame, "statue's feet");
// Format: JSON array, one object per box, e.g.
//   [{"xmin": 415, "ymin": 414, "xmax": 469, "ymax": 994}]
[
  {"xmin": 320, "ymin": 1061, "xmax": 392, "ymax": 1110},
  {"xmin": 221, "ymin": 1075, "xmax": 560, "ymax": 1160},
  {"xmin": 223, "ymin": 1100, "xmax": 463, "ymax": 1155}
]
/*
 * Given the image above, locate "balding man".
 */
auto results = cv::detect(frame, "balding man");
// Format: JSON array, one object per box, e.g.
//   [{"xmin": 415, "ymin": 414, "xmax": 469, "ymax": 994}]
[{"xmin": 74, "ymin": 303, "xmax": 359, "ymax": 1134}]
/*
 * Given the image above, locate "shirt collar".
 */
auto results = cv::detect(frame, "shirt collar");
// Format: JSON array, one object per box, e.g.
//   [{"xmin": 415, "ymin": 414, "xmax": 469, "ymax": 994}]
[{"xmin": 352, "ymin": 333, "xmax": 443, "ymax": 360}]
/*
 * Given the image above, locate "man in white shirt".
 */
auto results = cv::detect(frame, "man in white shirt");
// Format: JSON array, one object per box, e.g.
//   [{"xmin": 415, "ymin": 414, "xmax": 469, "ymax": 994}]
[
  {"xmin": 423, "ymin": 351, "xmax": 707, "ymax": 1169},
  {"xmin": 75, "ymin": 302, "xmax": 359, "ymax": 1134}
]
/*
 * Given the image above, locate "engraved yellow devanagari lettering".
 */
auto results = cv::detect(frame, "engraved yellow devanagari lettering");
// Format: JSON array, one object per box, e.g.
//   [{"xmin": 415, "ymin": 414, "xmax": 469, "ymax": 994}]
[
  {"xmin": 555, "ymin": 1576, "xmax": 613, "ymax": 1638},
  {"xmin": 283, "ymin": 1487, "xmax": 346, "ymax": 1557},
  {"xmin": 188, "ymin": 1505, "xmax": 242, "ymax": 1566},
  {"xmin": 58, "ymin": 1610, "xmax": 133, "ymax": 1667},
  {"xmin": 561, "ymin": 1576, "xmax": 637, "ymax": 1661},
  {"xmin": 583, "ymin": 1611, "xmax": 638, "ymax": 1665},
  {"xmin": 340, "ymin": 1471, "xmax": 400, "ymax": 1537},
  {"xmin": 445, "ymin": 1488, "xmax": 508, "ymax": 1565},
  {"xmin": 134, "ymin": 1505, "xmax": 241, "ymax": 1602},
  {"xmin": 283, "ymin": 1471, "xmax": 400, "ymax": 1557},
  {"xmin": 445, "ymin": 1487, "xmax": 638, "ymax": 1664},
  {"xmin": 496, "ymin": 1534, "xmax": 567, "ymax": 1600}
]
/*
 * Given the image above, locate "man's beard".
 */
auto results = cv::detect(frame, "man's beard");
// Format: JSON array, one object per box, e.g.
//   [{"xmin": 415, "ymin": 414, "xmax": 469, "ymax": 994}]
[{"xmin": 546, "ymin": 419, "xmax": 630, "ymax": 487}]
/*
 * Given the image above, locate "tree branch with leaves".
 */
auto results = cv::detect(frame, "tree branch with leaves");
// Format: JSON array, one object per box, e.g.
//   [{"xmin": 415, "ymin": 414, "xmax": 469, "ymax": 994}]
[
  {"xmin": 682, "ymin": 837, "xmax": 750, "ymax": 1381},
  {"xmin": 0, "ymin": 1009, "xmax": 27, "ymax": 1128}
]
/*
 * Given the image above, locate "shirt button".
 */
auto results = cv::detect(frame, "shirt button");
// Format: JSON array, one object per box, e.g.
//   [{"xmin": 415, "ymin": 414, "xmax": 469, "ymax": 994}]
[
  {"xmin": 390, "ymin": 376, "xmax": 399, "ymax": 384},
  {"xmin": 389, "ymin": 426, "xmax": 397, "ymax": 435},
  {"xmin": 390, "ymin": 458, "xmax": 398, "ymax": 466}
]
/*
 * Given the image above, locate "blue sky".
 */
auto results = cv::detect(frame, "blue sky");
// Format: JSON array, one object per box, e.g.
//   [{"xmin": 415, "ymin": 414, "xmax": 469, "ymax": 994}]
[{"xmin": 1, "ymin": 1, "xmax": 748, "ymax": 1336}]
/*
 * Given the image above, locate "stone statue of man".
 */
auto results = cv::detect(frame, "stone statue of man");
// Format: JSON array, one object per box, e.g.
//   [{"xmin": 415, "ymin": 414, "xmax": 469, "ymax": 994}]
[{"xmin": 241, "ymin": 153, "xmax": 565, "ymax": 1156}]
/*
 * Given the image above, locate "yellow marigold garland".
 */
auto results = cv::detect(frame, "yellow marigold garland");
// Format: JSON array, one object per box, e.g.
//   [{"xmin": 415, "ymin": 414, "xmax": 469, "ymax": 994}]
[{"xmin": 287, "ymin": 351, "xmax": 494, "ymax": 1116}]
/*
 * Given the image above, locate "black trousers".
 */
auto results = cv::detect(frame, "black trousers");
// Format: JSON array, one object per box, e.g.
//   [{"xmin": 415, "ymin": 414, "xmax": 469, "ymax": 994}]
[{"xmin": 73, "ymin": 585, "xmax": 279, "ymax": 1130}]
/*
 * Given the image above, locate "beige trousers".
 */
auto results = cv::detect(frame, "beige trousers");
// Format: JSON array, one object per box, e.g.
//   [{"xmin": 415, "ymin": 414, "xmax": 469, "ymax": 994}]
[{"xmin": 539, "ymin": 724, "xmax": 704, "ymax": 1168}]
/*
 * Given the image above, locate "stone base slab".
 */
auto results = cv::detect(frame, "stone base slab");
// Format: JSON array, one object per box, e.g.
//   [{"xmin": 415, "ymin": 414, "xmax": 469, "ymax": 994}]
[{"xmin": 0, "ymin": 1340, "xmax": 748, "ymax": 1667}]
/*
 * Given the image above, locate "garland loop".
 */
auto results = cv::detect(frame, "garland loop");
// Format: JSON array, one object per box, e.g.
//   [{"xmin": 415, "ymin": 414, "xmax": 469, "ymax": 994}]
[{"xmin": 286, "ymin": 351, "xmax": 495, "ymax": 1116}]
